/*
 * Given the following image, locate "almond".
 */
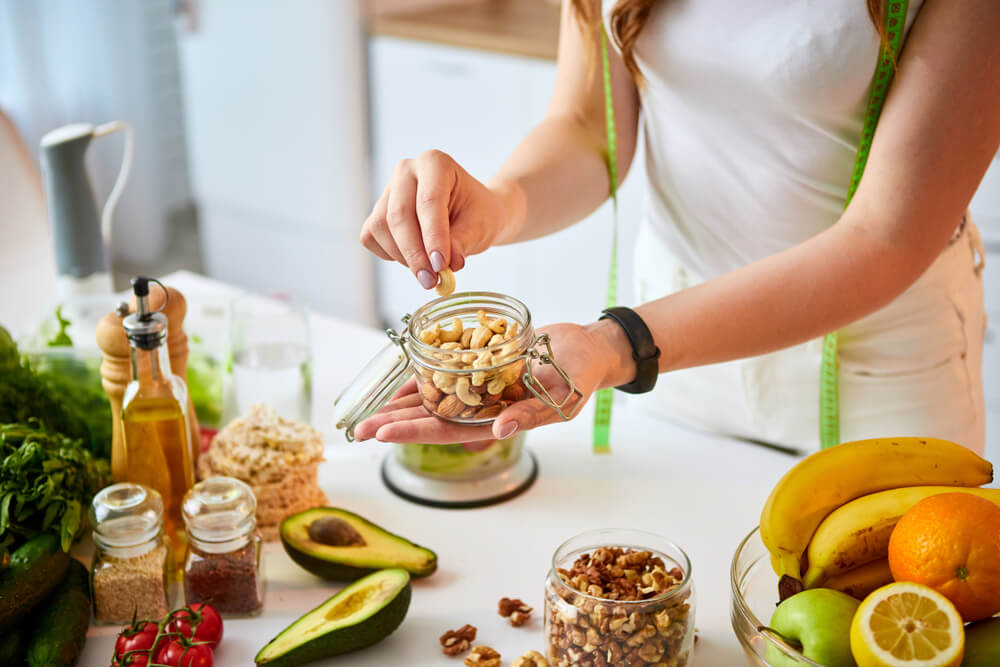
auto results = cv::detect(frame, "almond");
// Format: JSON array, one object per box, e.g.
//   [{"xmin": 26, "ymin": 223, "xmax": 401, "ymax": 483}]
[
  {"xmin": 480, "ymin": 391, "xmax": 502, "ymax": 407},
  {"xmin": 475, "ymin": 404, "xmax": 503, "ymax": 420},
  {"xmin": 502, "ymin": 383, "xmax": 525, "ymax": 402},
  {"xmin": 421, "ymin": 381, "xmax": 444, "ymax": 403},
  {"xmin": 437, "ymin": 395, "xmax": 465, "ymax": 418}
]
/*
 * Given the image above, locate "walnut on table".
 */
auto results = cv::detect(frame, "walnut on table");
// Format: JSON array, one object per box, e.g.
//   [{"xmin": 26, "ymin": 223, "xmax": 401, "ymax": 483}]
[
  {"xmin": 464, "ymin": 645, "xmax": 501, "ymax": 667},
  {"xmin": 512, "ymin": 650, "xmax": 550, "ymax": 667},
  {"xmin": 498, "ymin": 596, "xmax": 534, "ymax": 627},
  {"xmin": 440, "ymin": 624, "xmax": 477, "ymax": 656}
]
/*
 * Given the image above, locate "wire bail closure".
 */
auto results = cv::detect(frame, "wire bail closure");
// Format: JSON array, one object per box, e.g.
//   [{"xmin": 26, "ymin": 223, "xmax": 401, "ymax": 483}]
[{"xmin": 522, "ymin": 333, "xmax": 584, "ymax": 421}]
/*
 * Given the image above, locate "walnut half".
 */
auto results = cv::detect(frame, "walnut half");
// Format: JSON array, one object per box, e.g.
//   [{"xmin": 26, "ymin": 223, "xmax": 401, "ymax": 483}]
[
  {"xmin": 512, "ymin": 650, "xmax": 550, "ymax": 667},
  {"xmin": 464, "ymin": 645, "xmax": 501, "ymax": 667},
  {"xmin": 440, "ymin": 624, "xmax": 477, "ymax": 657}
]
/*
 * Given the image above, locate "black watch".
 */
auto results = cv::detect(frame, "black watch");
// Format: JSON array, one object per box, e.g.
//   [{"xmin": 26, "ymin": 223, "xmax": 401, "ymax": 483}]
[{"xmin": 599, "ymin": 307, "xmax": 661, "ymax": 394}]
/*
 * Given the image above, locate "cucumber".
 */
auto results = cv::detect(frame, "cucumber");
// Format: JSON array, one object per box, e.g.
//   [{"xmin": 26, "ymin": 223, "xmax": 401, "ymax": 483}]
[
  {"xmin": 0, "ymin": 628, "xmax": 27, "ymax": 665},
  {"xmin": 25, "ymin": 558, "xmax": 91, "ymax": 667},
  {"xmin": 0, "ymin": 533, "xmax": 70, "ymax": 633}
]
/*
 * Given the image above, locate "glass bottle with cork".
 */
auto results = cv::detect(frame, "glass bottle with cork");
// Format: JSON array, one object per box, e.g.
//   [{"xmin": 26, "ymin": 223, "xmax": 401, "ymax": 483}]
[
  {"xmin": 121, "ymin": 276, "xmax": 195, "ymax": 551},
  {"xmin": 182, "ymin": 476, "xmax": 264, "ymax": 616}
]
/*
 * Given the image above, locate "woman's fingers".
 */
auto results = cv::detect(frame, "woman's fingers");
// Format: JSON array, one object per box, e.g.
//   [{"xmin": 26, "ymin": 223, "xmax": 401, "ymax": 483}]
[
  {"xmin": 376, "ymin": 415, "xmax": 496, "ymax": 444},
  {"xmin": 415, "ymin": 150, "xmax": 455, "ymax": 272},
  {"xmin": 491, "ymin": 364, "xmax": 587, "ymax": 439},
  {"xmin": 387, "ymin": 377, "xmax": 418, "ymax": 403},
  {"xmin": 360, "ymin": 185, "xmax": 397, "ymax": 262},
  {"xmin": 386, "ymin": 160, "xmax": 437, "ymax": 289}
]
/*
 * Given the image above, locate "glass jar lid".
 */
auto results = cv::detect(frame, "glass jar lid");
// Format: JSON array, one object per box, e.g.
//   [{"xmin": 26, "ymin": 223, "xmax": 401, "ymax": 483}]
[
  {"xmin": 90, "ymin": 482, "xmax": 164, "ymax": 549},
  {"xmin": 182, "ymin": 476, "xmax": 257, "ymax": 544},
  {"xmin": 333, "ymin": 331, "xmax": 412, "ymax": 442}
]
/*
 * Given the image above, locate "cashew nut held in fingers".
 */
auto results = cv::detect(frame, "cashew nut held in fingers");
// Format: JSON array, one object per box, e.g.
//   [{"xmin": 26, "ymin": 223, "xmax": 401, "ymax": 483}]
[
  {"xmin": 435, "ymin": 268, "xmax": 456, "ymax": 296},
  {"xmin": 455, "ymin": 377, "xmax": 482, "ymax": 407}
]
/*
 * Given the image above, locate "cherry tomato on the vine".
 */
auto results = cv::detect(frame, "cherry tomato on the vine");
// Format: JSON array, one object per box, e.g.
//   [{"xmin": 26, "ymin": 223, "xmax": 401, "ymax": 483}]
[
  {"xmin": 166, "ymin": 603, "xmax": 223, "ymax": 649},
  {"xmin": 114, "ymin": 620, "xmax": 160, "ymax": 659},
  {"xmin": 155, "ymin": 639, "xmax": 214, "ymax": 667}
]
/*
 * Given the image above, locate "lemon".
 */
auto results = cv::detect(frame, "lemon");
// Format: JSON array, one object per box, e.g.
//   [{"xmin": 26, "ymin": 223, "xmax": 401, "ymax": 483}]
[{"xmin": 850, "ymin": 582, "xmax": 965, "ymax": 667}]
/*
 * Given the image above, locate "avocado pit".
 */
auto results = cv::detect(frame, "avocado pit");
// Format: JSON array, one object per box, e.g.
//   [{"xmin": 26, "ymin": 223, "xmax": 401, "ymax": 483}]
[{"xmin": 308, "ymin": 517, "xmax": 367, "ymax": 547}]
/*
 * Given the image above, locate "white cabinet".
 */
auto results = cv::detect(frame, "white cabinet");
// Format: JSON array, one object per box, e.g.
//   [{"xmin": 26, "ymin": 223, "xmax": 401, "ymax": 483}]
[
  {"xmin": 177, "ymin": 1, "xmax": 376, "ymax": 322},
  {"xmin": 368, "ymin": 37, "xmax": 644, "ymax": 329}
]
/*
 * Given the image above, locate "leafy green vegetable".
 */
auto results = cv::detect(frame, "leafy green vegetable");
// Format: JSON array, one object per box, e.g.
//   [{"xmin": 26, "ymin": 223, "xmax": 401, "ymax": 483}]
[
  {"xmin": 0, "ymin": 422, "xmax": 109, "ymax": 553},
  {"xmin": 0, "ymin": 327, "xmax": 94, "ymax": 451},
  {"xmin": 45, "ymin": 305, "xmax": 73, "ymax": 348},
  {"xmin": 187, "ymin": 350, "xmax": 223, "ymax": 428}
]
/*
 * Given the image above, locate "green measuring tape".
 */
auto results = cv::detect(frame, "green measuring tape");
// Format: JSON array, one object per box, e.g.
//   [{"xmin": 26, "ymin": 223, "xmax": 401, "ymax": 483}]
[
  {"xmin": 593, "ymin": 2, "xmax": 908, "ymax": 453},
  {"xmin": 592, "ymin": 26, "xmax": 620, "ymax": 454},
  {"xmin": 821, "ymin": 0, "xmax": 909, "ymax": 449}
]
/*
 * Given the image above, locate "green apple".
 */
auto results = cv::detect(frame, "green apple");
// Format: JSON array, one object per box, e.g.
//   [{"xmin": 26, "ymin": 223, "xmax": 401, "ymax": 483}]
[
  {"xmin": 764, "ymin": 588, "xmax": 860, "ymax": 667},
  {"xmin": 963, "ymin": 617, "xmax": 1000, "ymax": 667}
]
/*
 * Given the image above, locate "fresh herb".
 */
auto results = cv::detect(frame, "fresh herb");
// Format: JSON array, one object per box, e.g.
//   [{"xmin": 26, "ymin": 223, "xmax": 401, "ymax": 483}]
[
  {"xmin": 0, "ymin": 422, "xmax": 110, "ymax": 552},
  {"xmin": 46, "ymin": 305, "xmax": 73, "ymax": 347},
  {"xmin": 0, "ymin": 327, "xmax": 94, "ymax": 450}
]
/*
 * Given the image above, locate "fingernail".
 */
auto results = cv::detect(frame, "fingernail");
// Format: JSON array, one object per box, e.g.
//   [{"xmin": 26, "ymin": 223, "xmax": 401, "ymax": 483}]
[
  {"xmin": 497, "ymin": 421, "xmax": 518, "ymax": 439},
  {"xmin": 417, "ymin": 269, "xmax": 436, "ymax": 289},
  {"xmin": 430, "ymin": 251, "xmax": 445, "ymax": 272}
]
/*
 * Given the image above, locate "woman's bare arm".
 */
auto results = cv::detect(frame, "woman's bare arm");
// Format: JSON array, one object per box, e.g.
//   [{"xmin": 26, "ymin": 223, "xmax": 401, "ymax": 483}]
[
  {"xmin": 360, "ymin": 0, "xmax": 638, "ymax": 285},
  {"xmin": 590, "ymin": 0, "xmax": 1000, "ymax": 383}
]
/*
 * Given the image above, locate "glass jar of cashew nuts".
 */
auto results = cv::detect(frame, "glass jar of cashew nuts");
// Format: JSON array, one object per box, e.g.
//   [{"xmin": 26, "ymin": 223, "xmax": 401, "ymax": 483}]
[{"xmin": 333, "ymin": 290, "xmax": 582, "ymax": 440}]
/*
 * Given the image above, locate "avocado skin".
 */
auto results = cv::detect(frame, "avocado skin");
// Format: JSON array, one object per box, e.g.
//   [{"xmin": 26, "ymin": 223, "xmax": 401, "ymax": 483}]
[
  {"xmin": 0, "ymin": 534, "xmax": 70, "ymax": 634},
  {"xmin": 280, "ymin": 507, "xmax": 437, "ymax": 580},
  {"xmin": 0, "ymin": 628, "xmax": 27, "ymax": 664},
  {"xmin": 255, "ymin": 570, "xmax": 412, "ymax": 667}
]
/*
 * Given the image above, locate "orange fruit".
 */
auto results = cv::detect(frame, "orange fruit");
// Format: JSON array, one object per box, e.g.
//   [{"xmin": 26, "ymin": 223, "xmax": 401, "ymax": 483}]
[{"xmin": 888, "ymin": 492, "xmax": 1000, "ymax": 622}]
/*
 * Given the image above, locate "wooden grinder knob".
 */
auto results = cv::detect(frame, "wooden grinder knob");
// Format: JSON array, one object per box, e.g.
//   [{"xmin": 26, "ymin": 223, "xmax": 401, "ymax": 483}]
[{"xmin": 96, "ymin": 306, "xmax": 131, "ymax": 482}]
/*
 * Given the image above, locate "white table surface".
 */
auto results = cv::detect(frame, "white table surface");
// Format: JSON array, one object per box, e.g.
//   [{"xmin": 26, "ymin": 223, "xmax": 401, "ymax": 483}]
[{"xmin": 80, "ymin": 271, "xmax": 803, "ymax": 667}]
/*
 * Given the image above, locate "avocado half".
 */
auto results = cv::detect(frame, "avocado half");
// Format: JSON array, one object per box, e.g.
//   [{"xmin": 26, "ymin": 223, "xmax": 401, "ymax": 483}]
[
  {"xmin": 280, "ymin": 507, "xmax": 438, "ymax": 580},
  {"xmin": 255, "ymin": 568, "xmax": 411, "ymax": 667}
]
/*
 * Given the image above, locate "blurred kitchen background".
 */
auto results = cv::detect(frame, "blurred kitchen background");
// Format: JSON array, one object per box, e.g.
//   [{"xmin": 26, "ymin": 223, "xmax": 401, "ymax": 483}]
[{"xmin": 0, "ymin": 0, "xmax": 998, "ymax": 452}]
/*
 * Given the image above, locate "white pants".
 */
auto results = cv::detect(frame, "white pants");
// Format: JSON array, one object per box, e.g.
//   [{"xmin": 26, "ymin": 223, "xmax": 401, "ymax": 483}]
[{"xmin": 633, "ymin": 219, "xmax": 988, "ymax": 453}]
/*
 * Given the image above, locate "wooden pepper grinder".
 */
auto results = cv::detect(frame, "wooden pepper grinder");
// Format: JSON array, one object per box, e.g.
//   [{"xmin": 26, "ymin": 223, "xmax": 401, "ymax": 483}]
[
  {"xmin": 97, "ymin": 282, "xmax": 201, "ymax": 482},
  {"xmin": 96, "ymin": 304, "xmax": 132, "ymax": 482}
]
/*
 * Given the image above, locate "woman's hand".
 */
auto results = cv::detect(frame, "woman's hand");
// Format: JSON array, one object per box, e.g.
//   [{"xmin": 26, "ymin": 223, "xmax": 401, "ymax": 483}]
[
  {"xmin": 353, "ymin": 321, "xmax": 635, "ymax": 444},
  {"xmin": 360, "ymin": 150, "xmax": 523, "ymax": 289}
]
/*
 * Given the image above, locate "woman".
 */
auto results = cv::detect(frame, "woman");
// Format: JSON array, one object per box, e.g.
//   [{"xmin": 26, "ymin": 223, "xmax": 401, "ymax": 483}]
[{"xmin": 355, "ymin": 0, "xmax": 999, "ymax": 453}]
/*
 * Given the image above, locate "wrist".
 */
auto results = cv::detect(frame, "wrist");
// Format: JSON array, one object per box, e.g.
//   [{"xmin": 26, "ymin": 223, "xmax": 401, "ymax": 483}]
[
  {"xmin": 486, "ymin": 177, "xmax": 527, "ymax": 245},
  {"xmin": 586, "ymin": 318, "xmax": 638, "ymax": 389}
]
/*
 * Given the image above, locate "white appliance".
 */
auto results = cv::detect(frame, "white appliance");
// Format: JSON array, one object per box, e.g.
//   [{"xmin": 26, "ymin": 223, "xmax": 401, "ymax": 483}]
[{"xmin": 176, "ymin": 0, "xmax": 376, "ymax": 323}]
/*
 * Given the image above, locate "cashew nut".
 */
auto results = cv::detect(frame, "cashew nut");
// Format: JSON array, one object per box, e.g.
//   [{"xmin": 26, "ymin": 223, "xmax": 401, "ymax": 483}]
[
  {"xmin": 505, "ymin": 321, "xmax": 519, "ymax": 340},
  {"xmin": 477, "ymin": 309, "xmax": 489, "ymax": 327},
  {"xmin": 486, "ymin": 376, "xmax": 507, "ymax": 395},
  {"xmin": 435, "ymin": 268, "xmax": 456, "ymax": 296},
  {"xmin": 418, "ymin": 321, "xmax": 440, "ymax": 345},
  {"xmin": 460, "ymin": 328, "xmax": 475, "ymax": 348},
  {"xmin": 439, "ymin": 341, "xmax": 462, "ymax": 350},
  {"xmin": 438, "ymin": 317, "xmax": 463, "ymax": 342},
  {"xmin": 432, "ymin": 370, "xmax": 458, "ymax": 394},
  {"xmin": 487, "ymin": 317, "xmax": 507, "ymax": 335},
  {"xmin": 470, "ymin": 326, "xmax": 493, "ymax": 349},
  {"xmin": 472, "ymin": 350, "xmax": 493, "ymax": 386},
  {"xmin": 488, "ymin": 334, "xmax": 505, "ymax": 347},
  {"xmin": 455, "ymin": 377, "xmax": 482, "ymax": 407}
]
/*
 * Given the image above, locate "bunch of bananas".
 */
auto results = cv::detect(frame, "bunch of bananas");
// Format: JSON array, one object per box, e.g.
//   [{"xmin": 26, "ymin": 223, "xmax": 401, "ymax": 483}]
[{"xmin": 760, "ymin": 437, "xmax": 997, "ymax": 600}]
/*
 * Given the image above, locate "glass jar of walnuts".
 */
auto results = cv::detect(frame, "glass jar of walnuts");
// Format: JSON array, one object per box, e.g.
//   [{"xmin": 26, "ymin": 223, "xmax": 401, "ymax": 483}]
[{"xmin": 544, "ymin": 529, "xmax": 697, "ymax": 667}]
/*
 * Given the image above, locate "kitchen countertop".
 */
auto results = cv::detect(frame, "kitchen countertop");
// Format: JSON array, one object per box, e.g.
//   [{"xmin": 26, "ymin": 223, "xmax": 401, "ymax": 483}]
[
  {"xmin": 79, "ymin": 270, "xmax": 802, "ymax": 666},
  {"xmin": 369, "ymin": 0, "xmax": 561, "ymax": 61}
]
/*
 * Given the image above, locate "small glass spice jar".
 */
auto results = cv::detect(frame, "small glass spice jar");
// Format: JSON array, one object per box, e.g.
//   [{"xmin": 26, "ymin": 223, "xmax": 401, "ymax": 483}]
[
  {"xmin": 544, "ymin": 529, "xmax": 697, "ymax": 667},
  {"xmin": 90, "ymin": 483, "xmax": 172, "ymax": 624},
  {"xmin": 334, "ymin": 292, "xmax": 582, "ymax": 439},
  {"xmin": 182, "ymin": 476, "xmax": 263, "ymax": 617}
]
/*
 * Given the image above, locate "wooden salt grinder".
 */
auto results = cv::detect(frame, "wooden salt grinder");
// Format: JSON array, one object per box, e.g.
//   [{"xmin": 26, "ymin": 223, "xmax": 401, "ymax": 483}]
[{"xmin": 96, "ymin": 305, "xmax": 132, "ymax": 482}]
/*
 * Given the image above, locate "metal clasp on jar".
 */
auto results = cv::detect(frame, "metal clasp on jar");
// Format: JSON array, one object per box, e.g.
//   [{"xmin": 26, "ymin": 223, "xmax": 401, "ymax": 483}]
[{"xmin": 520, "ymin": 333, "xmax": 584, "ymax": 421}]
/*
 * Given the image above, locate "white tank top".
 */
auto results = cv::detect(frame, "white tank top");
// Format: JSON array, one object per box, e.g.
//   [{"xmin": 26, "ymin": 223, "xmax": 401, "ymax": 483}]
[{"xmin": 612, "ymin": 0, "xmax": 924, "ymax": 281}]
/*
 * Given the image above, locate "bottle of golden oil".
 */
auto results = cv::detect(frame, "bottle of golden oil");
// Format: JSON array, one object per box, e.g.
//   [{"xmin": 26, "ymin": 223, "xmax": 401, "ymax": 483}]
[{"xmin": 121, "ymin": 276, "xmax": 194, "ymax": 553}]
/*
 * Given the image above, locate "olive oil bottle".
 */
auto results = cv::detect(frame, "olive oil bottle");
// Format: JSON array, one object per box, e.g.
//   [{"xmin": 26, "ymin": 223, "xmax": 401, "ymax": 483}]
[{"xmin": 121, "ymin": 276, "xmax": 194, "ymax": 550}]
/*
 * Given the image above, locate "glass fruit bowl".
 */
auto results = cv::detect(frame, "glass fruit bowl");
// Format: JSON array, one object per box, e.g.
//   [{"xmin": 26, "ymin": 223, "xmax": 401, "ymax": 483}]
[{"xmin": 731, "ymin": 527, "xmax": 824, "ymax": 667}]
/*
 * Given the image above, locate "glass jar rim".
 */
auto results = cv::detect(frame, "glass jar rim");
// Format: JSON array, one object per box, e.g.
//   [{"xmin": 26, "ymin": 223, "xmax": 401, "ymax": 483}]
[
  {"xmin": 548, "ymin": 528, "xmax": 694, "ymax": 606},
  {"xmin": 407, "ymin": 291, "xmax": 533, "ymax": 361}
]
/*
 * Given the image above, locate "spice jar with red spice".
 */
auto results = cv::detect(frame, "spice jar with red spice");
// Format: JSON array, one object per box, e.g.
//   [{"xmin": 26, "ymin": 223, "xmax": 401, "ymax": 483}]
[{"xmin": 181, "ymin": 476, "xmax": 263, "ymax": 616}]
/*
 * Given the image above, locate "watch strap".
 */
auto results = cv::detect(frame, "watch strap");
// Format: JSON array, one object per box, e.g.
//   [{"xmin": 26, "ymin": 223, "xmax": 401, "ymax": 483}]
[{"xmin": 599, "ymin": 307, "xmax": 661, "ymax": 394}]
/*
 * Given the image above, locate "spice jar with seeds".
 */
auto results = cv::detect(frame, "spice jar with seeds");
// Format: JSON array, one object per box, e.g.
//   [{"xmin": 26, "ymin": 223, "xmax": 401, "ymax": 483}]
[
  {"xmin": 182, "ymin": 476, "xmax": 263, "ymax": 617},
  {"xmin": 543, "ymin": 529, "xmax": 696, "ymax": 667},
  {"xmin": 90, "ymin": 483, "xmax": 172, "ymax": 624},
  {"xmin": 334, "ymin": 292, "xmax": 582, "ymax": 439}
]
